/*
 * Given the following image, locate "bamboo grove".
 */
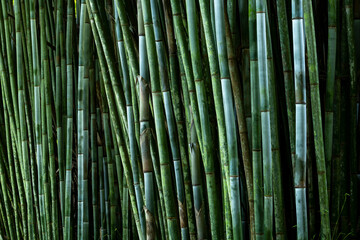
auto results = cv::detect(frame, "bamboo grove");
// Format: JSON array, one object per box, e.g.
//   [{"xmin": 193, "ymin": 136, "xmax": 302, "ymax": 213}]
[{"xmin": 0, "ymin": 0, "xmax": 359, "ymax": 239}]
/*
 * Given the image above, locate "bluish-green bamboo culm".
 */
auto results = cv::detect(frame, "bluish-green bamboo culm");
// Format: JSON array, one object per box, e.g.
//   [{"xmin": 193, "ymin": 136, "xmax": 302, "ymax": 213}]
[{"xmin": 0, "ymin": 1, "xmax": 359, "ymax": 240}]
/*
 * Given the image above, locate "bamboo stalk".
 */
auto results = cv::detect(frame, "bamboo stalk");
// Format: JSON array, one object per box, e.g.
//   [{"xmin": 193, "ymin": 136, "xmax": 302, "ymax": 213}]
[{"xmin": 292, "ymin": 0, "xmax": 308, "ymax": 238}]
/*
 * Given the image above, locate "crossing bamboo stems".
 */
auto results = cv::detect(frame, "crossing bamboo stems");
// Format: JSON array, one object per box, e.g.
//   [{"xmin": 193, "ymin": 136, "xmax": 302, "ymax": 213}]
[
  {"xmin": 140, "ymin": 0, "xmax": 181, "ymax": 237},
  {"xmin": 224, "ymin": 10, "xmax": 255, "ymax": 240},
  {"xmin": 161, "ymin": 1, "xmax": 196, "ymax": 236},
  {"xmin": 87, "ymin": 1, "xmax": 144, "ymax": 237}
]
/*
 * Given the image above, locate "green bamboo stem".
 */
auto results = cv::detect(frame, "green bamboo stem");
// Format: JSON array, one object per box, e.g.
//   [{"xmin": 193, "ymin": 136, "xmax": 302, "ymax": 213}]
[
  {"xmin": 64, "ymin": 0, "xmax": 75, "ymax": 239},
  {"xmin": 190, "ymin": 118, "xmax": 206, "ymax": 239},
  {"xmin": 249, "ymin": 0, "xmax": 264, "ymax": 238},
  {"xmin": 103, "ymin": 105, "xmax": 117, "ymax": 240},
  {"xmin": 265, "ymin": 12, "xmax": 286, "ymax": 239},
  {"xmin": 214, "ymin": 0, "xmax": 243, "ymax": 239},
  {"xmin": 82, "ymin": 24, "xmax": 92, "ymax": 240},
  {"xmin": 292, "ymin": 0, "xmax": 308, "ymax": 238},
  {"xmin": 41, "ymin": 79, "xmax": 52, "ymax": 240},
  {"xmin": 77, "ymin": 2, "xmax": 89, "ymax": 238},
  {"xmin": 122, "ymin": 176, "xmax": 129, "ymax": 240},
  {"xmin": 137, "ymin": 0, "xmax": 156, "ymax": 237},
  {"xmin": 55, "ymin": 0, "xmax": 65, "ymax": 222},
  {"xmin": 256, "ymin": 1, "xmax": 273, "ymax": 238},
  {"xmin": 303, "ymin": 1, "xmax": 331, "ymax": 238}
]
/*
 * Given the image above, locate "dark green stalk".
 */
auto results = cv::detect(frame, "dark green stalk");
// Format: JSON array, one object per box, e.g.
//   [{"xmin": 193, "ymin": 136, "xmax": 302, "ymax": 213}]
[
  {"xmin": 344, "ymin": 0, "xmax": 358, "ymax": 234},
  {"xmin": 276, "ymin": 0, "xmax": 295, "ymax": 168},
  {"xmin": 303, "ymin": 0, "xmax": 331, "ymax": 238},
  {"xmin": 98, "ymin": 144, "xmax": 107, "ymax": 239},
  {"xmin": 123, "ymin": 177, "xmax": 129, "ymax": 240},
  {"xmin": 239, "ymin": 0, "xmax": 252, "ymax": 153},
  {"xmin": 115, "ymin": 0, "xmax": 140, "ymax": 93},
  {"xmin": 324, "ymin": 0, "xmax": 337, "ymax": 194},
  {"xmin": 91, "ymin": 58, "xmax": 99, "ymax": 240}
]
